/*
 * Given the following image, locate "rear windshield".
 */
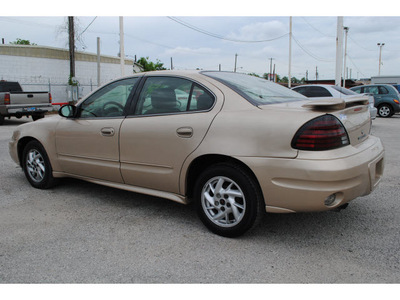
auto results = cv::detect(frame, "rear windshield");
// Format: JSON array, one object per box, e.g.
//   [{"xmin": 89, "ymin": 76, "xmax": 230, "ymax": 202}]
[
  {"xmin": 331, "ymin": 85, "xmax": 358, "ymax": 95},
  {"xmin": 202, "ymin": 71, "xmax": 305, "ymax": 106},
  {"xmin": 0, "ymin": 82, "xmax": 22, "ymax": 92}
]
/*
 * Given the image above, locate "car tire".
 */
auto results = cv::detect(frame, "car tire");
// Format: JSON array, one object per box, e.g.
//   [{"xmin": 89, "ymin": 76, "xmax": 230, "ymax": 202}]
[
  {"xmin": 377, "ymin": 104, "xmax": 393, "ymax": 118},
  {"xmin": 22, "ymin": 140, "xmax": 56, "ymax": 189},
  {"xmin": 0, "ymin": 115, "xmax": 4, "ymax": 125},
  {"xmin": 194, "ymin": 163, "xmax": 264, "ymax": 237}
]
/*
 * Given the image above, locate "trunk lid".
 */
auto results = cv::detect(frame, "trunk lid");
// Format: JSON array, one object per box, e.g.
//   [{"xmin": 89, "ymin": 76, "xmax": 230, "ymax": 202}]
[{"xmin": 260, "ymin": 95, "xmax": 371, "ymax": 147}]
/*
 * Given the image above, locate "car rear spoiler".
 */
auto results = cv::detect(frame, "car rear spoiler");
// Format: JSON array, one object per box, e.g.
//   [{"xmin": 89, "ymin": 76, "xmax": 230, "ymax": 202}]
[{"xmin": 302, "ymin": 96, "xmax": 369, "ymax": 110}]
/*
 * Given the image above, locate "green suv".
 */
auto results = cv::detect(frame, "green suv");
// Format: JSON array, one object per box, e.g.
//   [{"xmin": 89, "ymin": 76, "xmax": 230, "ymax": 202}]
[{"xmin": 350, "ymin": 84, "xmax": 400, "ymax": 118}]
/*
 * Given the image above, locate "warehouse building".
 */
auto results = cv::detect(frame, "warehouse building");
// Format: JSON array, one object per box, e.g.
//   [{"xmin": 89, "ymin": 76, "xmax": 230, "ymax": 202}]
[{"xmin": 0, "ymin": 44, "xmax": 142, "ymax": 105}]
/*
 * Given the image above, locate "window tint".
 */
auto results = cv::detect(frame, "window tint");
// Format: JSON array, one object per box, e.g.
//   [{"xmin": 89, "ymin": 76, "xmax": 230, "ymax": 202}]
[
  {"xmin": 331, "ymin": 85, "xmax": 358, "ymax": 95},
  {"xmin": 292, "ymin": 86, "xmax": 308, "ymax": 96},
  {"xmin": 364, "ymin": 86, "xmax": 379, "ymax": 95},
  {"xmin": 378, "ymin": 86, "xmax": 389, "ymax": 94},
  {"xmin": 80, "ymin": 78, "xmax": 138, "ymax": 118},
  {"xmin": 307, "ymin": 86, "xmax": 332, "ymax": 97},
  {"xmin": 135, "ymin": 77, "xmax": 214, "ymax": 115},
  {"xmin": 189, "ymin": 85, "xmax": 214, "ymax": 111},
  {"xmin": 203, "ymin": 71, "xmax": 305, "ymax": 105},
  {"xmin": 351, "ymin": 87, "xmax": 362, "ymax": 94}
]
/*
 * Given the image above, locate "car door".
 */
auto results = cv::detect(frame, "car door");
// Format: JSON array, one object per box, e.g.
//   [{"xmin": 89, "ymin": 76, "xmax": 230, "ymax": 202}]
[
  {"xmin": 364, "ymin": 86, "xmax": 381, "ymax": 105},
  {"xmin": 119, "ymin": 75, "xmax": 222, "ymax": 194},
  {"xmin": 55, "ymin": 77, "xmax": 140, "ymax": 182}
]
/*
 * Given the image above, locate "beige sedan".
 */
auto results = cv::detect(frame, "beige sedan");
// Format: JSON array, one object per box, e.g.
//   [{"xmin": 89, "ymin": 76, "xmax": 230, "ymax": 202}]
[{"xmin": 9, "ymin": 71, "xmax": 385, "ymax": 237}]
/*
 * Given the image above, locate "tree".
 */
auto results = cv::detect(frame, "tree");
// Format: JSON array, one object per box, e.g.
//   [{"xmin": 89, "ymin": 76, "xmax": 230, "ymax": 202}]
[
  {"xmin": 248, "ymin": 73, "xmax": 261, "ymax": 78},
  {"xmin": 10, "ymin": 38, "xmax": 37, "ymax": 45},
  {"xmin": 137, "ymin": 57, "xmax": 166, "ymax": 72}
]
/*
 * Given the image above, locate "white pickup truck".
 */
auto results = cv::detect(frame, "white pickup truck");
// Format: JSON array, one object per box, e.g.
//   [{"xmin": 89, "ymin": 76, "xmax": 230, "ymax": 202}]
[{"xmin": 0, "ymin": 81, "xmax": 53, "ymax": 125}]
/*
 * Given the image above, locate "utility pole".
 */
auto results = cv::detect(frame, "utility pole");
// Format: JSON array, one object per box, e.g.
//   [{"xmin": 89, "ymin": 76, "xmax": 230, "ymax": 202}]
[
  {"xmin": 316, "ymin": 66, "xmax": 318, "ymax": 80},
  {"xmin": 234, "ymin": 54, "xmax": 238, "ymax": 72},
  {"xmin": 288, "ymin": 16, "xmax": 292, "ymax": 88},
  {"xmin": 335, "ymin": 17, "xmax": 344, "ymax": 86},
  {"xmin": 170, "ymin": 57, "xmax": 173, "ymax": 70},
  {"xmin": 219, "ymin": 64, "xmax": 221, "ymax": 71},
  {"xmin": 119, "ymin": 16, "xmax": 125, "ymax": 76},
  {"xmin": 269, "ymin": 58, "xmax": 274, "ymax": 81},
  {"xmin": 273, "ymin": 64, "xmax": 276, "ymax": 82},
  {"xmin": 97, "ymin": 37, "xmax": 101, "ymax": 87},
  {"xmin": 68, "ymin": 16, "xmax": 75, "ymax": 81},
  {"xmin": 377, "ymin": 43, "xmax": 385, "ymax": 76},
  {"xmin": 343, "ymin": 26, "xmax": 349, "ymax": 88}
]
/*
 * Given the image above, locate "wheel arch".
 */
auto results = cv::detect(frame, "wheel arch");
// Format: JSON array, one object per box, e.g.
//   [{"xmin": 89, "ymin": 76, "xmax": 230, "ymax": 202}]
[
  {"xmin": 184, "ymin": 154, "xmax": 263, "ymax": 201},
  {"xmin": 17, "ymin": 137, "xmax": 40, "ymax": 167},
  {"xmin": 377, "ymin": 101, "xmax": 395, "ymax": 117}
]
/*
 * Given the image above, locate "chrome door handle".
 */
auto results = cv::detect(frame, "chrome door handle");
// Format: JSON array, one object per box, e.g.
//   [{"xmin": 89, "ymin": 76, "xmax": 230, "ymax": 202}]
[
  {"xmin": 176, "ymin": 127, "xmax": 193, "ymax": 138},
  {"xmin": 101, "ymin": 127, "xmax": 115, "ymax": 136}
]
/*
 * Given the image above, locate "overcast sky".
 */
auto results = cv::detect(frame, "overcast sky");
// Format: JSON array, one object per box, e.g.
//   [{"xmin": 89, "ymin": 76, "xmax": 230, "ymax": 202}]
[{"xmin": 2, "ymin": 1, "xmax": 399, "ymax": 80}]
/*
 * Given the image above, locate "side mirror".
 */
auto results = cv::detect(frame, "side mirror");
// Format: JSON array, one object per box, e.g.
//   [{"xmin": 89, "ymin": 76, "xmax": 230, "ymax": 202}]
[{"xmin": 59, "ymin": 104, "xmax": 77, "ymax": 118}]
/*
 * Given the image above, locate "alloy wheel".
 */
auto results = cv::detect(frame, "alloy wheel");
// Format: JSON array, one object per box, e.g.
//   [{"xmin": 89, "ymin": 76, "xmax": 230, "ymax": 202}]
[
  {"xmin": 26, "ymin": 149, "xmax": 46, "ymax": 183},
  {"xmin": 201, "ymin": 176, "xmax": 246, "ymax": 228}
]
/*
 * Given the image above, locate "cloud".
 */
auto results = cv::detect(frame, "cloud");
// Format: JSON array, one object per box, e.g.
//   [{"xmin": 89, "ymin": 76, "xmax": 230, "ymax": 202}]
[
  {"xmin": 164, "ymin": 46, "xmax": 221, "ymax": 56},
  {"xmin": 226, "ymin": 21, "xmax": 288, "ymax": 42}
]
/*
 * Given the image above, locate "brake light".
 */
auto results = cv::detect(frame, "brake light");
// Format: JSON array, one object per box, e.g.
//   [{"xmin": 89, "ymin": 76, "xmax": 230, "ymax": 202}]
[
  {"xmin": 291, "ymin": 115, "xmax": 350, "ymax": 151},
  {"xmin": 4, "ymin": 93, "xmax": 10, "ymax": 105},
  {"xmin": 49, "ymin": 93, "xmax": 52, "ymax": 103}
]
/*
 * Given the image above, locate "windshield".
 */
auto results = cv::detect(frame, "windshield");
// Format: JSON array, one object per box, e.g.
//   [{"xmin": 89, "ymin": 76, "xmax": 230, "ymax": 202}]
[{"xmin": 202, "ymin": 71, "xmax": 306, "ymax": 106}]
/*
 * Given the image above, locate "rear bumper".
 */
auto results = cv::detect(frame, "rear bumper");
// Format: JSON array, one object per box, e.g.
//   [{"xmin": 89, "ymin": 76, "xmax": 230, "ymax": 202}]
[
  {"xmin": 1, "ymin": 104, "xmax": 53, "ymax": 116},
  {"xmin": 237, "ymin": 136, "xmax": 385, "ymax": 213}
]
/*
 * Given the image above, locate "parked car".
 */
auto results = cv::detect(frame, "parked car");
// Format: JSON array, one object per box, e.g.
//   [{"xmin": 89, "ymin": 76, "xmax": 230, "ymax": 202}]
[
  {"xmin": 0, "ymin": 80, "xmax": 52, "ymax": 125},
  {"xmin": 350, "ymin": 84, "xmax": 400, "ymax": 118},
  {"xmin": 9, "ymin": 71, "xmax": 385, "ymax": 237},
  {"xmin": 292, "ymin": 84, "xmax": 377, "ymax": 119}
]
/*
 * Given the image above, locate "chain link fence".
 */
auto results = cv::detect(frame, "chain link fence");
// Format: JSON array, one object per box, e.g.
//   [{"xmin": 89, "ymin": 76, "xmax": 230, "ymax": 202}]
[{"xmin": 1, "ymin": 75, "xmax": 99, "ymax": 109}]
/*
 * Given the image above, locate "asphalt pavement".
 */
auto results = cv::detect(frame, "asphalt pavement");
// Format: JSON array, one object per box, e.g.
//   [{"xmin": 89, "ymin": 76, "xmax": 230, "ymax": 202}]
[{"xmin": 0, "ymin": 115, "xmax": 399, "ymax": 284}]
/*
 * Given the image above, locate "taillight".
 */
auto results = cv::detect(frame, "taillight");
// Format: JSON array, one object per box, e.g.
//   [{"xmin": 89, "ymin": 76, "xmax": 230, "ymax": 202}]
[
  {"xmin": 4, "ymin": 93, "xmax": 10, "ymax": 105},
  {"xmin": 291, "ymin": 115, "xmax": 350, "ymax": 151},
  {"xmin": 49, "ymin": 93, "xmax": 52, "ymax": 103}
]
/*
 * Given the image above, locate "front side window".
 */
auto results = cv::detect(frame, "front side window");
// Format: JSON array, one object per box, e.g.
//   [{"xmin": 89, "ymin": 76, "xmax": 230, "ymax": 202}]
[
  {"xmin": 135, "ymin": 77, "xmax": 214, "ymax": 115},
  {"xmin": 79, "ymin": 78, "xmax": 138, "ymax": 118}
]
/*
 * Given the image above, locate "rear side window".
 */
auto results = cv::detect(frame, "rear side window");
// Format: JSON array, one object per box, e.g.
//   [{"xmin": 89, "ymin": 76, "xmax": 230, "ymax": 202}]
[
  {"xmin": 378, "ymin": 86, "xmax": 389, "ymax": 94},
  {"xmin": 135, "ymin": 77, "xmax": 214, "ymax": 115},
  {"xmin": 307, "ymin": 86, "xmax": 332, "ymax": 97},
  {"xmin": 364, "ymin": 86, "xmax": 379, "ymax": 95}
]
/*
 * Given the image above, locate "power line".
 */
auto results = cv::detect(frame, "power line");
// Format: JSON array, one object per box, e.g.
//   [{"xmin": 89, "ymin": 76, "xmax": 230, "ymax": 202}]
[
  {"xmin": 347, "ymin": 54, "xmax": 366, "ymax": 78},
  {"xmin": 301, "ymin": 17, "xmax": 335, "ymax": 38},
  {"xmin": 292, "ymin": 34, "xmax": 334, "ymax": 62},
  {"xmin": 167, "ymin": 16, "xmax": 289, "ymax": 43},
  {"xmin": 79, "ymin": 16, "xmax": 97, "ymax": 37}
]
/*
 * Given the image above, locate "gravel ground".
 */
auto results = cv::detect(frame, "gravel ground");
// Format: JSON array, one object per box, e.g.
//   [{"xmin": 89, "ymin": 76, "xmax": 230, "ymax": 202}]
[{"xmin": 0, "ymin": 115, "xmax": 399, "ymax": 284}]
